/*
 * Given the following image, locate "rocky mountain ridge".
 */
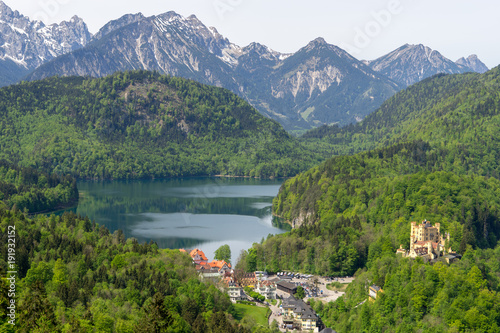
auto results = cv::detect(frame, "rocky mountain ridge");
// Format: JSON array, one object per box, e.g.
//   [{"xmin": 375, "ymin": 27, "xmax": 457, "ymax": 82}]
[
  {"xmin": 0, "ymin": 0, "xmax": 91, "ymax": 85},
  {"xmin": 25, "ymin": 11, "xmax": 400, "ymax": 130},
  {"xmin": 456, "ymin": 54, "xmax": 489, "ymax": 74},
  {"xmin": 0, "ymin": 2, "xmax": 490, "ymax": 130},
  {"xmin": 366, "ymin": 44, "xmax": 487, "ymax": 87}
]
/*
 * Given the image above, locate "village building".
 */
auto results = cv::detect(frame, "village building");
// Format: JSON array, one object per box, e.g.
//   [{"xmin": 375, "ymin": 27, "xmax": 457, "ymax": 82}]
[
  {"xmin": 369, "ymin": 285, "xmax": 383, "ymax": 300},
  {"xmin": 254, "ymin": 280, "xmax": 277, "ymax": 299},
  {"xmin": 281, "ymin": 294, "xmax": 322, "ymax": 332},
  {"xmin": 197, "ymin": 260, "xmax": 232, "ymax": 280},
  {"xmin": 237, "ymin": 272, "xmax": 258, "ymax": 287},
  {"xmin": 227, "ymin": 280, "xmax": 247, "ymax": 302},
  {"xmin": 208, "ymin": 260, "xmax": 232, "ymax": 274},
  {"xmin": 277, "ymin": 280, "xmax": 298, "ymax": 295},
  {"xmin": 196, "ymin": 263, "xmax": 220, "ymax": 280},
  {"xmin": 189, "ymin": 248, "xmax": 208, "ymax": 265}
]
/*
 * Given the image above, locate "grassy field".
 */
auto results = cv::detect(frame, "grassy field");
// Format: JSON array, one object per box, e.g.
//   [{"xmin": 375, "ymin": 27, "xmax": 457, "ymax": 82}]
[
  {"xmin": 326, "ymin": 282, "xmax": 349, "ymax": 292},
  {"xmin": 233, "ymin": 303, "xmax": 269, "ymax": 327}
]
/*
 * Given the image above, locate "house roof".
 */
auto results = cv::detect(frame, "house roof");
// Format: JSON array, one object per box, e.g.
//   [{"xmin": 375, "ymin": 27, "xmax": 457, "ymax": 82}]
[
  {"xmin": 301, "ymin": 309, "xmax": 318, "ymax": 319},
  {"xmin": 282, "ymin": 294, "xmax": 299, "ymax": 307},
  {"xmin": 277, "ymin": 281, "xmax": 297, "ymax": 290},
  {"xmin": 208, "ymin": 260, "xmax": 231, "ymax": 269},
  {"xmin": 189, "ymin": 248, "xmax": 208, "ymax": 261},
  {"xmin": 259, "ymin": 280, "xmax": 276, "ymax": 287},
  {"xmin": 179, "ymin": 249, "xmax": 187, "ymax": 253},
  {"xmin": 195, "ymin": 263, "xmax": 212, "ymax": 271},
  {"xmin": 370, "ymin": 285, "xmax": 381, "ymax": 292},
  {"xmin": 282, "ymin": 295, "xmax": 318, "ymax": 319}
]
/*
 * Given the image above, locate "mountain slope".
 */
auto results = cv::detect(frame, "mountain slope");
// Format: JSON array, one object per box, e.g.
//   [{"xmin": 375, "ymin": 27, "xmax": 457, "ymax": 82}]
[
  {"xmin": 367, "ymin": 44, "xmax": 473, "ymax": 87},
  {"xmin": 26, "ymin": 11, "xmax": 400, "ymax": 131},
  {"xmin": 0, "ymin": 70, "xmax": 322, "ymax": 179},
  {"xmin": 0, "ymin": 160, "xmax": 78, "ymax": 213},
  {"xmin": 302, "ymin": 67, "xmax": 500, "ymax": 158},
  {"xmin": 27, "ymin": 12, "xmax": 241, "ymax": 91},
  {"xmin": 238, "ymin": 38, "xmax": 400, "ymax": 128},
  {"xmin": 0, "ymin": 1, "xmax": 91, "ymax": 86},
  {"xmin": 238, "ymin": 67, "xmax": 500, "ymax": 277},
  {"xmin": 456, "ymin": 54, "xmax": 489, "ymax": 73}
]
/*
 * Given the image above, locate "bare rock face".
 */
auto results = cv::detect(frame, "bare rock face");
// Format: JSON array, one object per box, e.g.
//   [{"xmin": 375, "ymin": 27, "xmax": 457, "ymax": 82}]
[
  {"xmin": 0, "ymin": 1, "xmax": 91, "ymax": 85},
  {"xmin": 456, "ymin": 55, "xmax": 489, "ymax": 74},
  {"xmin": 252, "ymin": 38, "xmax": 400, "ymax": 128},
  {"xmin": 368, "ymin": 44, "xmax": 475, "ymax": 87},
  {"xmin": 28, "ymin": 11, "xmax": 241, "ymax": 92}
]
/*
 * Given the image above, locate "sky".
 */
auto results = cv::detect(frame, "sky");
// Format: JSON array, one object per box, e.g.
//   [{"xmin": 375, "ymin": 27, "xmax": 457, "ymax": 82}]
[{"xmin": 4, "ymin": 0, "xmax": 499, "ymax": 68}]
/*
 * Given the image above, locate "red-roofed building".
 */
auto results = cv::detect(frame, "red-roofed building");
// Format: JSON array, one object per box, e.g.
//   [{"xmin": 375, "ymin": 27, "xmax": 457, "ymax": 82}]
[
  {"xmin": 189, "ymin": 248, "xmax": 208, "ymax": 264},
  {"xmin": 195, "ymin": 263, "xmax": 212, "ymax": 271},
  {"xmin": 208, "ymin": 260, "xmax": 231, "ymax": 270}
]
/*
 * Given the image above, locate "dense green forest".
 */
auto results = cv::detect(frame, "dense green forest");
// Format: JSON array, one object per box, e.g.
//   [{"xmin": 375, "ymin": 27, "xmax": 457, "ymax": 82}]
[
  {"xmin": 309, "ymin": 246, "xmax": 500, "ymax": 332},
  {"xmin": 0, "ymin": 160, "xmax": 78, "ymax": 213},
  {"xmin": 238, "ymin": 67, "xmax": 500, "ymax": 276},
  {"xmin": 301, "ymin": 67, "xmax": 500, "ymax": 166},
  {"xmin": 237, "ymin": 141, "xmax": 500, "ymax": 276},
  {"xmin": 0, "ymin": 71, "xmax": 323, "ymax": 180},
  {"xmin": 0, "ymin": 206, "xmax": 281, "ymax": 332}
]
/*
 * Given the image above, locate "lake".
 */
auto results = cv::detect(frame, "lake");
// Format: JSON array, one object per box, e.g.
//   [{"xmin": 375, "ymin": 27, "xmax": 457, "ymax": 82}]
[{"xmin": 71, "ymin": 178, "xmax": 289, "ymax": 263}]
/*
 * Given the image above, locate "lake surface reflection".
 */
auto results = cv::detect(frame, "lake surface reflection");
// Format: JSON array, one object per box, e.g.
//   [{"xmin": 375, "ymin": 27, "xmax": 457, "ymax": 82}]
[{"xmin": 71, "ymin": 178, "xmax": 289, "ymax": 262}]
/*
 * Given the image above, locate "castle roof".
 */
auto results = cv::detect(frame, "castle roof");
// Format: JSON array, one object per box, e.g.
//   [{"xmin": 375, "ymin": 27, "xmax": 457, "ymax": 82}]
[{"xmin": 414, "ymin": 241, "xmax": 440, "ymax": 249}]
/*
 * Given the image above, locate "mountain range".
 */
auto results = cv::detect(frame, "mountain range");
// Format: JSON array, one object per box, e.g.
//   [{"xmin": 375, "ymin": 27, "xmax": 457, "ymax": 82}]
[
  {"xmin": 0, "ymin": 1, "xmax": 90, "ymax": 86},
  {"xmin": 365, "ymin": 43, "xmax": 486, "ymax": 87},
  {"xmin": 0, "ymin": 1, "xmax": 489, "ymax": 130}
]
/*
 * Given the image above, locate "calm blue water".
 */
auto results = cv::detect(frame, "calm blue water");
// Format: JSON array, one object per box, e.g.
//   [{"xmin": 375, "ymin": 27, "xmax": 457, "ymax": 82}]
[{"xmin": 70, "ymin": 178, "xmax": 289, "ymax": 262}]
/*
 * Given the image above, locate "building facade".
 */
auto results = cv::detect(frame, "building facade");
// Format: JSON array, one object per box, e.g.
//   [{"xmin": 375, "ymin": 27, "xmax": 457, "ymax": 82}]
[
  {"xmin": 281, "ymin": 295, "xmax": 321, "ymax": 332},
  {"xmin": 254, "ymin": 281, "xmax": 277, "ymax": 299},
  {"xmin": 397, "ymin": 220, "xmax": 452, "ymax": 261}
]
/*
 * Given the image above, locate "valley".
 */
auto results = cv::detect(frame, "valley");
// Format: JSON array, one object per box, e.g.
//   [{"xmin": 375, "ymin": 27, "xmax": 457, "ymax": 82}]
[{"xmin": 0, "ymin": 1, "xmax": 499, "ymax": 332}]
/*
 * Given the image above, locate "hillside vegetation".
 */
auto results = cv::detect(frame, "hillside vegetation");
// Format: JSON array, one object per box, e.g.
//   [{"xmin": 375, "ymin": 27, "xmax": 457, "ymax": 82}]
[
  {"xmin": 0, "ymin": 71, "xmax": 322, "ymax": 179},
  {"xmin": 302, "ymin": 67, "xmax": 500, "ymax": 170},
  {"xmin": 238, "ymin": 68, "xmax": 500, "ymax": 277},
  {"xmin": 0, "ymin": 160, "xmax": 78, "ymax": 213},
  {"xmin": 0, "ymin": 207, "xmax": 280, "ymax": 332},
  {"xmin": 310, "ymin": 246, "xmax": 500, "ymax": 332}
]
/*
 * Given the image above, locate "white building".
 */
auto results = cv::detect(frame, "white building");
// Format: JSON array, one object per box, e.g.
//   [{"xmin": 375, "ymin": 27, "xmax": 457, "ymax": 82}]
[{"xmin": 254, "ymin": 280, "xmax": 277, "ymax": 299}]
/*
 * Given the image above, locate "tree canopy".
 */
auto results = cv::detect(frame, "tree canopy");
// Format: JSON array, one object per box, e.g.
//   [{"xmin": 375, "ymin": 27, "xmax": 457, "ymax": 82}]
[{"xmin": 214, "ymin": 244, "xmax": 231, "ymax": 264}]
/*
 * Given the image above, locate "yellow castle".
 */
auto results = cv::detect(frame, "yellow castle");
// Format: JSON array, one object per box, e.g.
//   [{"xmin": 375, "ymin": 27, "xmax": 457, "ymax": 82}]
[{"xmin": 397, "ymin": 220, "xmax": 451, "ymax": 260}]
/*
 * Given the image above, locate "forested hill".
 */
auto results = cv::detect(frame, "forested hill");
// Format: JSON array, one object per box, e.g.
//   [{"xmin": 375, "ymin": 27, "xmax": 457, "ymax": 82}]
[
  {"xmin": 0, "ymin": 206, "xmax": 280, "ymax": 332},
  {"xmin": 0, "ymin": 160, "xmax": 78, "ymax": 213},
  {"xmin": 302, "ymin": 66, "xmax": 500, "ymax": 164},
  {"xmin": 237, "ymin": 66, "xmax": 500, "ymax": 279},
  {"xmin": 0, "ymin": 71, "xmax": 322, "ymax": 179}
]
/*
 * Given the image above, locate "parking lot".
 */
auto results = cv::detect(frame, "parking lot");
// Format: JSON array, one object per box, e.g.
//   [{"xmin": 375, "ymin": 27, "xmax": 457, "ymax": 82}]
[{"xmin": 272, "ymin": 272, "xmax": 355, "ymax": 303}]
